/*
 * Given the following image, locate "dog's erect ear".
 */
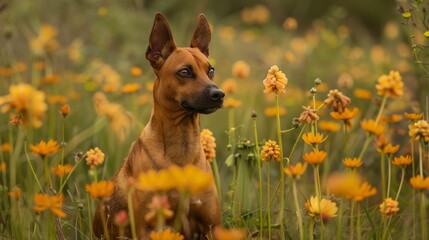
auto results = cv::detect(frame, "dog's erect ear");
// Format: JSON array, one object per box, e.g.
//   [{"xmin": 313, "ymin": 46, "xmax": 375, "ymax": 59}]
[
  {"xmin": 146, "ymin": 13, "xmax": 177, "ymax": 69},
  {"xmin": 190, "ymin": 14, "xmax": 211, "ymax": 57}
]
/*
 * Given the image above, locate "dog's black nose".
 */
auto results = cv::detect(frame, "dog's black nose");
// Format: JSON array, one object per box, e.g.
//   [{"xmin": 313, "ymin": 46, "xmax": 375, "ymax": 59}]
[{"xmin": 209, "ymin": 87, "xmax": 225, "ymax": 101}]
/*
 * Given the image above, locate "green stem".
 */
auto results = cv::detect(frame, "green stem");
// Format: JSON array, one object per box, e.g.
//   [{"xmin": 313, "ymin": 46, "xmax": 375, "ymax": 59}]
[
  {"xmin": 419, "ymin": 142, "xmax": 423, "ymax": 177},
  {"xmin": 252, "ymin": 116, "xmax": 263, "ymax": 239},
  {"xmin": 60, "ymin": 117, "xmax": 65, "ymax": 190},
  {"xmin": 344, "ymin": 121, "xmax": 349, "ymax": 158},
  {"xmin": 43, "ymin": 157, "xmax": 52, "ymax": 189},
  {"xmin": 58, "ymin": 159, "xmax": 84, "ymax": 194},
  {"xmin": 99, "ymin": 201, "xmax": 110, "ymax": 240},
  {"xmin": 24, "ymin": 141, "xmax": 44, "ymax": 193},
  {"xmin": 358, "ymin": 134, "xmax": 372, "ymax": 160},
  {"xmin": 336, "ymin": 200, "xmax": 343, "ymax": 239},
  {"xmin": 267, "ymin": 161, "xmax": 271, "ymax": 240},
  {"xmin": 87, "ymin": 194, "xmax": 94, "ymax": 240},
  {"xmin": 211, "ymin": 159, "xmax": 222, "ymax": 207},
  {"xmin": 350, "ymin": 200, "xmax": 356, "ymax": 240},
  {"xmin": 127, "ymin": 188, "xmax": 138, "ymax": 240},
  {"xmin": 309, "ymin": 218, "xmax": 315, "ymax": 240},
  {"xmin": 395, "ymin": 168, "xmax": 405, "ymax": 201},
  {"xmin": 275, "ymin": 96, "xmax": 286, "ymax": 239},
  {"xmin": 386, "ymin": 155, "xmax": 392, "ymax": 198},
  {"xmin": 315, "ymin": 165, "xmax": 322, "ymax": 200},
  {"xmin": 381, "ymin": 154, "xmax": 386, "ymax": 199},
  {"xmin": 375, "ymin": 95, "xmax": 388, "ymax": 124},
  {"xmin": 292, "ymin": 180, "xmax": 304, "ymax": 240},
  {"xmin": 357, "ymin": 203, "xmax": 361, "ymax": 240},
  {"xmin": 421, "ymin": 192, "xmax": 428, "ymax": 240}
]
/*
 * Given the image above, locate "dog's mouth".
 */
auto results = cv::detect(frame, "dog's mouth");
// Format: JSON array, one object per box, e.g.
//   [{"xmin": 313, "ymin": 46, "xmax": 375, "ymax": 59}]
[{"xmin": 181, "ymin": 100, "xmax": 223, "ymax": 114}]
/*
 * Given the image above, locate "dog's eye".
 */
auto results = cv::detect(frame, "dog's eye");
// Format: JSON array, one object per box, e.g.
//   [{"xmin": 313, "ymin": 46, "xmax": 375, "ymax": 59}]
[
  {"xmin": 208, "ymin": 67, "xmax": 215, "ymax": 78},
  {"xmin": 177, "ymin": 67, "xmax": 193, "ymax": 78}
]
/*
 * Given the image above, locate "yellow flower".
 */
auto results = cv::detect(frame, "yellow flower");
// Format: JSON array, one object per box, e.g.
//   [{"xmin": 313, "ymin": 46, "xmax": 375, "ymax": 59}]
[
  {"xmin": 302, "ymin": 132, "xmax": 326, "ymax": 146},
  {"xmin": 223, "ymin": 98, "xmax": 242, "ymax": 108},
  {"xmin": 375, "ymin": 70, "xmax": 404, "ymax": 98},
  {"xmin": 408, "ymin": 120, "xmax": 429, "ymax": 143},
  {"xmin": 361, "ymin": 119, "xmax": 385, "ymax": 136},
  {"xmin": 425, "ymin": 31, "xmax": 429, "ymax": 38},
  {"xmin": 402, "ymin": 12, "xmax": 412, "ymax": 19},
  {"xmin": 130, "ymin": 66, "xmax": 143, "ymax": 77},
  {"xmin": 85, "ymin": 147, "xmax": 105, "ymax": 169},
  {"xmin": 410, "ymin": 176, "xmax": 429, "ymax": 190},
  {"xmin": 31, "ymin": 140, "xmax": 60, "ymax": 158},
  {"xmin": 122, "ymin": 83, "xmax": 141, "ymax": 94},
  {"xmin": 264, "ymin": 106, "xmax": 286, "ymax": 117},
  {"xmin": 263, "ymin": 65, "xmax": 288, "ymax": 95},
  {"xmin": 305, "ymin": 196, "xmax": 337, "ymax": 220},
  {"xmin": 324, "ymin": 89, "xmax": 351, "ymax": 113},
  {"xmin": 8, "ymin": 187, "xmax": 21, "ymax": 200},
  {"xmin": 303, "ymin": 149, "xmax": 327, "ymax": 165},
  {"xmin": 59, "ymin": 104, "xmax": 70, "ymax": 117},
  {"xmin": 0, "ymin": 143, "xmax": 11, "ymax": 153},
  {"xmin": 30, "ymin": 24, "xmax": 59, "ymax": 54},
  {"xmin": 283, "ymin": 17, "xmax": 298, "ymax": 31},
  {"xmin": 298, "ymin": 106, "xmax": 319, "ymax": 125},
  {"xmin": 221, "ymin": 78, "xmax": 238, "ymax": 94},
  {"xmin": 136, "ymin": 169, "xmax": 174, "ymax": 192},
  {"xmin": 144, "ymin": 195, "xmax": 174, "ymax": 226},
  {"xmin": 404, "ymin": 112, "xmax": 423, "ymax": 121},
  {"xmin": 47, "ymin": 95, "xmax": 67, "ymax": 105},
  {"xmin": 214, "ymin": 226, "xmax": 247, "ymax": 240},
  {"xmin": 342, "ymin": 157, "xmax": 363, "ymax": 169},
  {"xmin": 380, "ymin": 114, "xmax": 403, "ymax": 123},
  {"xmin": 85, "ymin": 181, "xmax": 115, "ymax": 199},
  {"xmin": 43, "ymin": 75, "xmax": 61, "ymax": 84},
  {"xmin": 377, "ymin": 143, "xmax": 399, "ymax": 155},
  {"xmin": 232, "ymin": 60, "xmax": 250, "ymax": 80},
  {"xmin": 0, "ymin": 162, "xmax": 6, "ymax": 172},
  {"xmin": 33, "ymin": 193, "xmax": 66, "ymax": 218},
  {"xmin": 379, "ymin": 198, "xmax": 400, "ymax": 216},
  {"xmin": 149, "ymin": 229, "xmax": 184, "ymax": 240},
  {"xmin": 93, "ymin": 92, "xmax": 133, "ymax": 141},
  {"xmin": 284, "ymin": 162, "xmax": 307, "ymax": 179},
  {"xmin": 51, "ymin": 164, "xmax": 74, "ymax": 177},
  {"xmin": 330, "ymin": 107, "xmax": 359, "ymax": 121},
  {"xmin": 353, "ymin": 88, "xmax": 372, "ymax": 100},
  {"xmin": 392, "ymin": 155, "xmax": 412, "ymax": 167},
  {"xmin": 353, "ymin": 182, "xmax": 377, "ymax": 202},
  {"xmin": 0, "ymin": 83, "xmax": 48, "ymax": 128},
  {"xmin": 318, "ymin": 120, "xmax": 341, "ymax": 132},
  {"xmin": 261, "ymin": 140, "xmax": 281, "ymax": 162},
  {"xmin": 326, "ymin": 173, "xmax": 360, "ymax": 199},
  {"xmin": 200, "ymin": 129, "xmax": 216, "ymax": 162}
]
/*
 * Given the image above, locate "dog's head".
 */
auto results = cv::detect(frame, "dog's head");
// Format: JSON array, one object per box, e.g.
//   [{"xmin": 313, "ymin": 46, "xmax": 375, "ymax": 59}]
[{"xmin": 146, "ymin": 13, "xmax": 224, "ymax": 114}]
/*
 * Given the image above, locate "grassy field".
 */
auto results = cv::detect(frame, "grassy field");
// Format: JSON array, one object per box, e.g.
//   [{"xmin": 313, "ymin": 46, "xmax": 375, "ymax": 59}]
[{"xmin": 1, "ymin": 0, "xmax": 429, "ymax": 239}]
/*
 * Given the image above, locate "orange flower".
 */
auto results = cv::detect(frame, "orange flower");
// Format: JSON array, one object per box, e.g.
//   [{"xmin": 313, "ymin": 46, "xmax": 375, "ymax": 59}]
[
  {"xmin": 85, "ymin": 147, "xmax": 105, "ymax": 169},
  {"xmin": 264, "ymin": 106, "xmax": 286, "ymax": 117},
  {"xmin": 8, "ymin": 187, "xmax": 21, "ymax": 200},
  {"xmin": 375, "ymin": 70, "xmax": 404, "ymax": 98},
  {"xmin": 33, "ymin": 193, "xmax": 66, "ymax": 218},
  {"xmin": 410, "ymin": 176, "xmax": 429, "ymax": 190},
  {"xmin": 284, "ymin": 162, "xmax": 307, "ymax": 179},
  {"xmin": 323, "ymin": 89, "xmax": 351, "ymax": 113},
  {"xmin": 51, "ymin": 164, "xmax": 74, "ymax": 177},
  {"xmin": 353, "ymin": 88, "xmax": 372, "ymax": 100},
  {"xmin": 30, "ymin": 140, "xmax": 60, "ymax": 158},
  {"xmin": 330, "ymin": 107, "xmax": 359, "ymax": 121},
  {"xmin": 149, "ymin": 229, "xmax": 184, "ymax": 240},
  {"xmin": 342, "ymin": 157, "xmax": 363, "ymax": 169},
  {"xmin": 200, "ymin": 129, "xmax": 216, "ymax": 162},
  {"xmin": 318, "ymin": 121, "xmax": 341, "ymax": 132},
  {"xmin": 122, "ymin": 83, "xmax": 141, "ymax": 94},
  {"xmin": 47, "ymin": 95, "xmax": 67, "ymax": 105},
  {"xmin": 0, "ymin": 162, "xmax": 6, "ymax": 172},
  {"xmin": 380, "ymin": 114, "xmax": 403, "ymax": 123},
  {"xmin": 305, "ymin": 196, "xmax": 337, "ymax": 220},
  {"xmin": 130, "ymin": 66, "xmax": 143, "ymax": 77},
  {"xmin": 263, "ymin": 65, "xmax": 287, "ymax": 95},
  {"xmin": 379, "ymin": 198, "xmax": 400, "ymax": 216},
  {"xmin": 303, "ymin": 149, "xmax": 327, "ymax": 165},
  {"xmin": 232, "ymin": 60, "xmax": 250, "ymax": 80},
  {"xmin": 361, "ymin": 119, "xmax": 385, "ymax": 136},
  {"xmin": 144, "ymin": 194, "xmax": 174, "ymax": 226},
  {"xmin": 0, "ymin": 143, "xmax": 11, "ymax": 153},
  {"xmin": 214, "ymin": 226, "xmax": 247, "ymax": 240},
  {"xmin": 221, "ymin": 78, "xmax": 238, "ymax": 94},
  {"xmin": 298, "ymin": 106, "xmax": 319, "ymax": 124},
  {"xmin": 353, "ymin": 182, "xmax": 377, "ymax": 202},
  {"xmin": 223, "ymin": 98, "xmax": 242, "ymax": 108},
  {"xmin": 377, "ymin": 143, "xmax": 399, "ymax": 155},
  {"xmin": 283, "ymin": 17, "xmax": 298, "ymax": 30},
  {"xmin": 59, "ymin": 104, "xmax": 70, "ymax": 117},
  {"xmin": 302, "ymin": 132, "xmax": 325, "ymax": 146},
  {"xmin": 261, "ymin": 140, "xmax": 281, "ymax": 162},
  {"xmin": 85, "ymin": 181, "xmax": 115, "ymax": 199},
  {"xmin": 43, "ymin": 75, "xmax": 61, "ymax": 84},
  {"xmin": 404, "ymin": 112, "xmax": 423, "ymax": 121},
  {"xmin": 391, "ymin": 155, "xmax": 412, "ymax": 167},
  {"xmin": 409, "ymin": 120, "xmax": 429, "ymax": 143}
]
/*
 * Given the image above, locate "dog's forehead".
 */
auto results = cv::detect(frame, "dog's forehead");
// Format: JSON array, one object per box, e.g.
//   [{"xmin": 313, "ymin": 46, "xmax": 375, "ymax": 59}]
[{"xmin": 167, "ymin": 48, "xmax": 210, "ymax": 69}]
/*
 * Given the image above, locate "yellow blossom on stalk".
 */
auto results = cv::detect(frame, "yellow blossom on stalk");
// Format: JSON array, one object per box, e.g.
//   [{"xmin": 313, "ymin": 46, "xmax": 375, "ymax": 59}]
[
  {"xmin": 8, "ymin": 187, "xmax": 21, "ymax": 199},
  {"xmin": 30, "ymin": 24, "xmax": 59, "ymax": 55},
  {"xmin": 424, "ymin": 31, "xmax": 429, "ymax": 38},
  {"xmin": 392, "ymin": 155, "xmax": 412, "ymax": 167},
  {"xmin": 353, "ymin": 88, "xmax": 372, "ymax": 100},
  {"xmin": 410, "ymin": 176, "xmax": 429, "ymax": 190},
  {"xmin": 122, "ymin": 83, "xmax": 141, "ymax": 94},
  {"xmin": 264, "ymin": 106, "xmax": 286, "ymax": 117},
  {"xmin": 318, "ymin": 120, "xmax": 341, "ymax": 132},
  {"xmin": 303, "ymin": 149, "xmax": 327, "ymax": 165},
  {"xmin": 402, "ymin": 12, "xmax": 412, "ymax": 19},
  {"xmin": 31, "ymin": 140, "xmax": 60, "ymax": 158},
  {"xmin": 261, "ymin": 140, "xmax": 281, "ymax": 162},
  {"xmin": 302, "ymin": 132, "xmax": 326, "ymax": 146},
  {"xmin": 343, "ymin": 157, "xmax": 363, "ymax": 169},
  {"xmin": 375, "ymin": 134, "xmax": 390, "ymax": 149},
  {"xmin": 47, "ymin": 95, "xmax": 67, "ymax": 105},
  {"xmin": 51, "ymin": 164, "xmax": 74, "ymax": 177},
  {"xmin": 305, "ymin": 196, "xmax": 337, "ymax": 220},
  {"xmin": 33, "ymin": 193, "xmax": 66, "ymax": 218},
  {"xmin": 0, "ymin": 143, "xmax": 11, "ymax": 153},
  {"xmin": 361, "ymin": 119, "xmax": 385, "ymax": 136},
  {"xmin": 200, "ymin": 129, "xmax": 216, "ymax": 162},
  {"xmin": 85, "ymin": 147, "xmax": 105, "ymax": 169},
  {"xmin": 408, "ymin": 120, "xmax": 429, "ymax": 143},
  {"xmin": 324, "ymin": 89, "xmax": 351, "ymax": 113},
  {"xmin": 353, "ymin": 182, "xmax": 377, "ymax": 202},
  {"xmin": 136, "ymin": 169, "xmax": 173, "ymax": 192},
  {"xmin": 263, "ymin": 65, "xmax": 288, "ymax": 95},
  {"xmin": 284, "ymin": 162, "xmax": 307, "ymax": 179},
  {"xmin": 232, "ymin": 60, "xmax": 250, "ymax": 79},
  {"xmin": 298, "ymin": 106, "xmax": 319, "ymax": 124},
  {"xmin": 214, "ymin": 226, "xmax": 247, "ymax": 240},
  {"xmin": 149, "ymin": 229, "xmax": 184, "ymax": 240},
  {"xmin": 379, "ymin": 198, "xmax": 400, "ymax": 216},
  {"xmin": 43, "ymin": 75, "xmax": 61, "ymax": 84},
  {"xmin": 0, "ymin": 162, "xmax": 6, "ymax": 172},
  {"xmin": 377, "ymin": 143, "xmax": 399, "ymax": 155},
  {"xmin": 93, "ymin": 92, "xmax": 133, "ymax": 141},
  {"xmin": 404, "ymin": 112, "xmax": 423, "ymax": 121},
  {"xmin": 130, "ymin": 66, "xmax": 142, "ymax": 77},
  {"xmin": 221, "ymin": 78, "xmax": 238, "ymax": 94},
  {"xmin": 85, "ymin": 181, "xmax": 115, "ymax": 199},
  {"xmin": 326, "ymin": 173, "xmax": 361, "ymax": 199},
  {"xmin": 330, "ymin": 107, "xmax": 359, "ymax": 121},
  {"xmin": 59, "ymin": 104, "xmax": 70, "ymax": 117},
  {"xmin": 381, "ymin": 114, "xmax": 403, "ymax": 123},
  {"xmin": 0, "ymin": 83, "xmax": 48, "ymax": 128},
  {"xmin": 375, "ymin": 70, "xmax": 404, "ymax": 98},
  {"xmin": 144, "ymin": 195, "xmax": 174, "ymax": 226},
  {"xmin": 223, "ymin": 98, "xmax": 242, "ymax": 108}
]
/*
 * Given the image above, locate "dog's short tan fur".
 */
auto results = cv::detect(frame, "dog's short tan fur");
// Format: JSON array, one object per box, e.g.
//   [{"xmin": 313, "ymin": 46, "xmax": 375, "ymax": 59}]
[{"xmin": 92, "ymin": 13, "xmax": 223, "ymax": 239}]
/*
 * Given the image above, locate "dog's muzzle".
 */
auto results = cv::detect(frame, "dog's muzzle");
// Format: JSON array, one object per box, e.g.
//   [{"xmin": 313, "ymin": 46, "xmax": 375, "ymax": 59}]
[{"xmin": 181, "ymin": 85, "xmax": 225, "ymax": 114}]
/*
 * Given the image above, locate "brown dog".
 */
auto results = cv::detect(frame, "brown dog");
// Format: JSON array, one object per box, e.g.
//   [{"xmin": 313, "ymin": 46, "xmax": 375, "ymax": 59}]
[{"xmin": 92, "ymin": 13, "xmax": 223, "ymax": 239}]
